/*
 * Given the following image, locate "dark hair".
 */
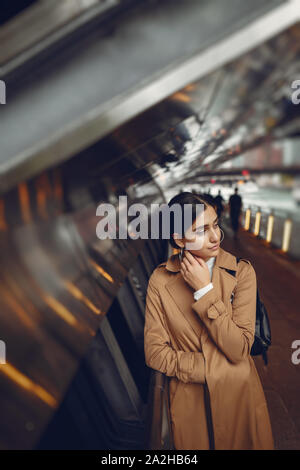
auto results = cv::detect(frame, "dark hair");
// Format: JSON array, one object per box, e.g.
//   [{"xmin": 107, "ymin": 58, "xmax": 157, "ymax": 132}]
[{"xmin": 167, "ymin": 192, "xmax": 217, "ymax": 249}]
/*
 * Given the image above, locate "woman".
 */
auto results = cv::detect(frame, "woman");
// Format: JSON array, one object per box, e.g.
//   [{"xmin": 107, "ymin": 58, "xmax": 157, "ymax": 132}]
[{"xmin": 144, "ymin": 192, "xmax": 274, "ymax": 450}]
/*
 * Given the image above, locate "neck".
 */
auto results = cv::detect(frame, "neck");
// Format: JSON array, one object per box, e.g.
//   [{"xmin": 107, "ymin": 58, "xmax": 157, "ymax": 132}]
[{"xmin": 194, "ymin": 254, "xmax": 214, "ymax": 263}]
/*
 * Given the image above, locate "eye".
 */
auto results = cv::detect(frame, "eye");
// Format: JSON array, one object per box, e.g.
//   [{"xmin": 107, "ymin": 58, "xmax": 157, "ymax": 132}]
[{"xmin": 195, "ymin": 221, "xmax": 219, "ymax": 234}]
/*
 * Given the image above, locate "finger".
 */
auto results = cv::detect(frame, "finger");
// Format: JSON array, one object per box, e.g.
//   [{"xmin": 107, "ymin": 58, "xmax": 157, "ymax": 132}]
[
  {"xmin": 195, "ymin": 256, "xmax": 205, "ymax": 266},
  {"xmin": 185, "ymin": 251, "xmax": 194, "ymax": 263},
  {"xmin": 182, "ymin": 260, "xmax": 191, "ymax": 273},
  {"xmin": 183, "ymin": 251, "xmax": 193, "ymax": 265},
  {"xmin": 181, "ymin": 257, "xmax": 189, "ymax": 268},
  {"xmin": 195, "ymin": 259, "xmax": 205, "ymax": 270},
  {"xmin": 181, "ymin": 262, "xmax": 186, "ymax": 272}
]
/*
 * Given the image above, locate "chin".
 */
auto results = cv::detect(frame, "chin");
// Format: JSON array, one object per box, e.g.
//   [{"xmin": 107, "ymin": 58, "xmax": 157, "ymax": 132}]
[{"xmin": 208, "ymin": 246, "xmax": 219, "ymax": 255}]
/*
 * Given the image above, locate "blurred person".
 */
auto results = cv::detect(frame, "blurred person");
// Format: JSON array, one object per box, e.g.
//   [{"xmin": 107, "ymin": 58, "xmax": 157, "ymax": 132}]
[
  {"xmin": 214, "ymin": 189, "xmax": 225, "ymax": 220},
  {"xmin": 200, "ymin": 188, "xmax": 215, "ymax": 208},
  {"xmin": 229, "ymin": 187, "xmax": 242, "ymax": 240},
  {"xmin": 144, "ymin": 191, "xmax": 274, "ymax": 450}
]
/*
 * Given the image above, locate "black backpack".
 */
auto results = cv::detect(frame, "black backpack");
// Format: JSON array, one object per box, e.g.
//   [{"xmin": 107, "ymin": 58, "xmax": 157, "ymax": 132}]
[{"xmin": 226, "ymin": 257, "xmax": 271, "ymax": 365}]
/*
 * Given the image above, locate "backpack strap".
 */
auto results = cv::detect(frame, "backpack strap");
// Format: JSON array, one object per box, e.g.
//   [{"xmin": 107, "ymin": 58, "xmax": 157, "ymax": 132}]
[
  {"xmin": 236, "ymin": 256, "xmax": 252, "ymax": 266},
  {"xmin": 223, "ymin": 256, "xmax": 250, "ymax": 278}
]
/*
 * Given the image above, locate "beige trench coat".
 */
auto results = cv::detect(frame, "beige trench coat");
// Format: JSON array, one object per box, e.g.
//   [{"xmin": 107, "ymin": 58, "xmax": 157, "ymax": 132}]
[{"xmin": 144, "ymin": 247, "xmax": 274, "ymax": 450}]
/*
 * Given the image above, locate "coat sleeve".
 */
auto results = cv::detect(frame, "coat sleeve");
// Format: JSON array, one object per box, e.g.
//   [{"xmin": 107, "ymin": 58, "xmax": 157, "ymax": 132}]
[
  {"xmin": 191, "ymin": 261, "xmax": 257, "ymax": 364},
  {"xmin": 144, "ymin": 277, "xmax": 206, "ymax": 384}
]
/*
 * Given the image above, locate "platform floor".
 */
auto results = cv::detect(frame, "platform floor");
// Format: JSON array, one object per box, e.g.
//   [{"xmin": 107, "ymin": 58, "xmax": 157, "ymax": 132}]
[{"xmin": 221, "ymin": 216, "xmax": 300, "ymax": 450}]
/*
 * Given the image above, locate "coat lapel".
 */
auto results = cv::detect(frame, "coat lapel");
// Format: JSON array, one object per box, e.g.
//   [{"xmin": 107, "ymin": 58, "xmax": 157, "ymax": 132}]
[{"xmin": 165, "ymin": 248, "xmax": 238, "ymax": 341}]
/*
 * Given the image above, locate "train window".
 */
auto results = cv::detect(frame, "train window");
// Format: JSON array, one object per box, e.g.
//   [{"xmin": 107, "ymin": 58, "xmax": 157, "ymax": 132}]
[
  {"xmin": 147, "ymin": 238, "xmax": 160, "ymax": 265},
  {"xmin": 143, "ymin": 242, "xmax": 157, "ymax": 273},
  {"xmin": 117, "ymin": 280, "xmax": 144, "ymax": 346},
  {"xmin": 128, "ymin": 256, "xmax": 148, "ymax": 307},
  {"xmin": 139, "ymin": 251, "xmax": 152, "ymax": 278},
  {"xmin": 106, "ymin": 297, "xmax": 149, "ymax": 404}
]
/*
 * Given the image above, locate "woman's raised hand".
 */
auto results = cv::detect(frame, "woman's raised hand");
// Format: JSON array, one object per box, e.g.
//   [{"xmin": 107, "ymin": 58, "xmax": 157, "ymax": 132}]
[{"xmin": 180, "ymin": 250, "xmax": 211, "ymax": 291}]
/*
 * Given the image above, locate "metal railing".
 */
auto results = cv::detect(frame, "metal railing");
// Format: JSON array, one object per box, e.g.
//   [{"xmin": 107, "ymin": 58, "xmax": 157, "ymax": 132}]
[{"xmin": 241, "ymin": 205, "xmax": 300, "ymax": 259}]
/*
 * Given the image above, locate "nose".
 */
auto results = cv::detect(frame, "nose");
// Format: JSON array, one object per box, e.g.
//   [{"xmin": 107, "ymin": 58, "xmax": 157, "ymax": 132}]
[{"xmin": 209, "ymin": 227, "xmax": 219, "ymax": 243}]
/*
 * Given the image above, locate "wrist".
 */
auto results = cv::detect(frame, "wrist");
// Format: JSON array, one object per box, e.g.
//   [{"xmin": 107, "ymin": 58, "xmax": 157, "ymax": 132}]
[{"xmin": 194, "ymin": 282, "xmax": 211, "ymax": 291}]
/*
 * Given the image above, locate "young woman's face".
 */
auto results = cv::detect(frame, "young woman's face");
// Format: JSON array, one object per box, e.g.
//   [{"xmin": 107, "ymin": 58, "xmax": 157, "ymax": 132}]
[{"xmin": 173, "ymin": 205, "xmax": 221, "ymax": 261}]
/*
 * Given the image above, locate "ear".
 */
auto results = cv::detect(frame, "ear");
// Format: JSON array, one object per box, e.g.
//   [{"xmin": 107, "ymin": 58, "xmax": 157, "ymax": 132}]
[{"xmin": 172, "ymin": 233, "xmax": 184, "ymax": 248}]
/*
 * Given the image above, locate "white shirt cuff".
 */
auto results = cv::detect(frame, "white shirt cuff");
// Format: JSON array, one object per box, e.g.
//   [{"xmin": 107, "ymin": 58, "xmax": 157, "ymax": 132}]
[{"xmin": 193, "ymin": 282, "xmax": 213, "ymax": 301}]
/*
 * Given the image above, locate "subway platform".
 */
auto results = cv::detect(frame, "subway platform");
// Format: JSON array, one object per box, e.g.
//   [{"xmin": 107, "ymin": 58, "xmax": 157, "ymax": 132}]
[{"xmin": 220, "ymin": 215, "xmax": 300, "ymax": 450}]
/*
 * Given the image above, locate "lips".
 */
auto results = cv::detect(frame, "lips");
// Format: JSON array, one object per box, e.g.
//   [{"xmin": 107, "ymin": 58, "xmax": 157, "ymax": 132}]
[{"xmin": 209, "ymin": 244, "xmax": 219, "ymax": 250}]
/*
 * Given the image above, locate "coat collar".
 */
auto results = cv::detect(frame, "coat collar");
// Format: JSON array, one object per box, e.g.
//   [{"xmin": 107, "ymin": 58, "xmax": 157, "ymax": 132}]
[
  {"xmin": 165, "ymin": 246, "xmax": 238, "ymax": 273},
  {"xmin": 164, "ymin": 247, "xmax": 238, "ymax": 343}
]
